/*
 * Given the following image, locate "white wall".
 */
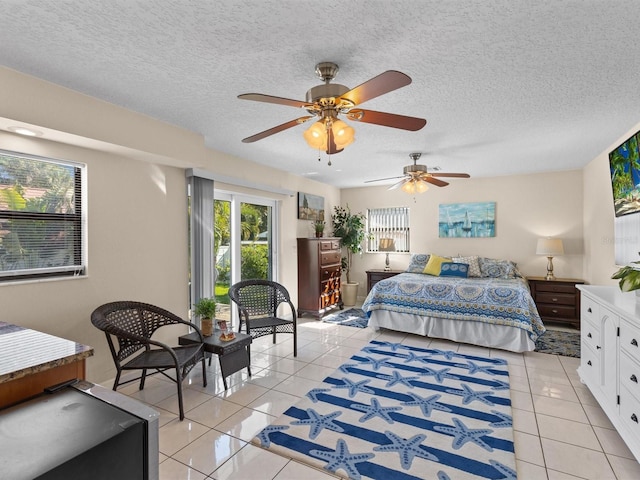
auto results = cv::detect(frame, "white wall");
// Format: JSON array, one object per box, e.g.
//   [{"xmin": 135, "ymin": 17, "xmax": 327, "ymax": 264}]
[
  {"xmin": 340, "ymin": 170, "xmax": 584, "ymax": 301},
  {"xmin": 0, "ymin": 67, "xmax": 339, "ymax": 383}
]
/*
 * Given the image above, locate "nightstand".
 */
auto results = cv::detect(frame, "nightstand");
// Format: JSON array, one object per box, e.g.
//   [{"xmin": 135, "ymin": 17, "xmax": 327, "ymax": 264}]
[
  {"xmin": 527, "ymin": 276, "xmax": 585, "ymax": 329},
  {"xmin": 366, "ymin": 269, "xmax": 403, "ymax": 294}
]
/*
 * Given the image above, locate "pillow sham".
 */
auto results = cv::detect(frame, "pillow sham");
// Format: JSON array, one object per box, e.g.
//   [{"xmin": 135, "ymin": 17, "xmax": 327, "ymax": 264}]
[
  {"xmin": 423, "ymin": 254, "xmax": 452, "ymax": 276},
  {"xmin": 405, "ymin": 253, "xmax": 430, "ymax": 273},
  {"xmin": 478, "ymin": 257, "xmax": 520, "ymax": 278},
  {"xmin": 440, "ymin": 262, "xmax": 469, "ymax": 278},
  {"xmin": 452, "ymin": 255, "xmax": 482, "ymax": 277}
]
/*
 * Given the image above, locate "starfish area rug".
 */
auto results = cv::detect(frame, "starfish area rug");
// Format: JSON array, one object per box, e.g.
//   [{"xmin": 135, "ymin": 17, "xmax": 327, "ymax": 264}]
[
  {"xmin": 253, "ymin": 340, "xmax": 516, "ymax": 480},
  {"xmin": 322, "ymin": 308, "xmax": 369, "ymax": 328}
]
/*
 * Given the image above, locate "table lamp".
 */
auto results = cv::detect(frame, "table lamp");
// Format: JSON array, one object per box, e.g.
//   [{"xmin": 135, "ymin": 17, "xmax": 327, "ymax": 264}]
[
  {"xmin": 378, "ymin": 238, "xmax": 396, "ymax": 271},
  {"xmin": 536, "ymin": 237, "xmax": 564, "ymax": 280}
]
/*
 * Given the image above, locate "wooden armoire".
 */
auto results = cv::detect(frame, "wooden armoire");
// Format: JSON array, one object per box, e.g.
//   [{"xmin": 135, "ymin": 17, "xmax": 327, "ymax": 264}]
[{"xmin": 297, "ymin": 237, "xmax": 343, "ymax": 318}]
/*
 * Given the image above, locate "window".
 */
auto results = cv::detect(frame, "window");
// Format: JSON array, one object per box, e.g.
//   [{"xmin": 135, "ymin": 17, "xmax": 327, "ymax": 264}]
[
  {"xmin": 0, "ymin": 150, "xmax": 85, "ymax": 282},
  {"xmin": 366, "ymin": 207, "xmax": 410, "ymax": 253}
]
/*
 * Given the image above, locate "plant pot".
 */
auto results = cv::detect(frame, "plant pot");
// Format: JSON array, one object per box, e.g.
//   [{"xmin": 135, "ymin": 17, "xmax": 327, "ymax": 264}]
[
  {"xmin": 315, "ymin": 231, "xmax": 323, "ymax": 238},
  {"xmin": 201, "ymin": 317, "xmax": 213, "ymax": 337},
  {"xmin": 342, "ymin": 282, "xmax": 359, "ymax": 306}
]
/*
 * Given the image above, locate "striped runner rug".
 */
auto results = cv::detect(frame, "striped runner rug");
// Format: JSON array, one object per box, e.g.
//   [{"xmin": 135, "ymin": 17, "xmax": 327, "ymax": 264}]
[{"xmin": 253, "ymin": 340, "xmax": 516, "ymax": 479}]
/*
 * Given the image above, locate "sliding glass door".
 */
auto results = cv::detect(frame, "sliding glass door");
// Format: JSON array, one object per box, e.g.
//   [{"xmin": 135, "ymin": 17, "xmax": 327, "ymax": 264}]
[{"xmin": 214, "ymin": 193, "xmax": 277, "ymax": 324}]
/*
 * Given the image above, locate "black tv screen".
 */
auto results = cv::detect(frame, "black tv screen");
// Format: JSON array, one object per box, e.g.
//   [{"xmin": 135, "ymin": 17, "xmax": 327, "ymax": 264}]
[{"xmin": 609, "ymin": 129, "xmax": 640, "ymax": 217}]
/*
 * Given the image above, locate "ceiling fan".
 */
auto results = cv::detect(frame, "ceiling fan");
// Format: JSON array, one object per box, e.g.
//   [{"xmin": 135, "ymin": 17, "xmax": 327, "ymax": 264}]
[
  {"xmin": 238, "ymin": 62, "xmax": 427, "ymax": 155},
  {"xmin": 365, "ymin": 153, "xmax": 471, "ymax": 194}
]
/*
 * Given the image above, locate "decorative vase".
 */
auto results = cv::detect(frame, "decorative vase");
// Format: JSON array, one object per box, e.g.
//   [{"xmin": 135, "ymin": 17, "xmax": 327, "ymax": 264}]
[
  {"xmin": 201, "ymin": 318, "xmax": 213, "ymax": 337},
  {"xmin": 315, "ymin": 231, "xmax": 323, "ymax": 238}
]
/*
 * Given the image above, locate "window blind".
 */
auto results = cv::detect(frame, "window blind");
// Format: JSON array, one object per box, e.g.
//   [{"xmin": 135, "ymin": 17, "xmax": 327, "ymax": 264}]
[
  {"xmin": 366, "ymin": 207, "xmax": 410, "ymax": 253},
  {"xmin": 0, "ymin": 150, "xmax": 85, "ymax": 281}
]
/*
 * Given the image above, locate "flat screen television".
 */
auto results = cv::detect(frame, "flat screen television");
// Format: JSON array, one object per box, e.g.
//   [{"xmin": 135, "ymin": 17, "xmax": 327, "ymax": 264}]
[{"xmin": 609, "ymin": 129, "xmax": 640, "ymax": 217}]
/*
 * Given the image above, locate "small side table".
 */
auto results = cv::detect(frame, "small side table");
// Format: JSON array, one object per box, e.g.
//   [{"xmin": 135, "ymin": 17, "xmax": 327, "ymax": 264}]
[
  {"xmin": 527, "ymin": 276, "xmax": 584, "ymax": 329},
  {"xmin": 366, "ymin": 269, "xmax": 404, "ymax": 294},
  {"xmin": 179, "ymin": 331, "xmax": 252, "ymax": 390}
]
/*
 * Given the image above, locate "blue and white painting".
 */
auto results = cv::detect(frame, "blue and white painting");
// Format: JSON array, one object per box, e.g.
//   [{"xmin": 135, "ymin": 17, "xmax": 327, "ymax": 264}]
[{"xmin": 439, "ymin": 202, "xmax": 495, "ymax": 238}]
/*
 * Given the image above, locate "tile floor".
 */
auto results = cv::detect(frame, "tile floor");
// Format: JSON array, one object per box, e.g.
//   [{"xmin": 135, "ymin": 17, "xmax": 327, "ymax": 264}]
[{"xmin": 112, "ymin": 317, "xmax": 640, "ymax": 480}]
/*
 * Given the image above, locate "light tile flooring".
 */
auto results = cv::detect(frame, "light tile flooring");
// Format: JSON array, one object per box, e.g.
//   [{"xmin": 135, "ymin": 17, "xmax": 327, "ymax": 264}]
[{"xmin": 112, "ymin": 318, "xmax": 640, "ymax": 480}]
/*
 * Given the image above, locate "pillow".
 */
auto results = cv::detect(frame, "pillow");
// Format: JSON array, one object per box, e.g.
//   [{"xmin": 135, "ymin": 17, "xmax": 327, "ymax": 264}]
[
  {"xmin": 423, "ymin": 254, "xmax": 452, "ymax": 276},
  {"xmin": 452, "ymin": 255, "xmax": 482, "ymax": 277},
  {"xmin": 478, "ymin": 257, "xmax": 520, "ymax": 278},
  {"xmin": 440, "ymin": 262, "xmax": 469, "ymax": 278},
  {"xmin": 405, "ymin": 253, "xmax": 430, "ymax": 273}
]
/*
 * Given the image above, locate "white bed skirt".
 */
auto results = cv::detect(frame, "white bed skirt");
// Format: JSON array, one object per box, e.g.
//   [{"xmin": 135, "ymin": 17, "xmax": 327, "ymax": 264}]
[{"xmin": 368, "ymin": 310, "xmax": 535, "ymax": 353}]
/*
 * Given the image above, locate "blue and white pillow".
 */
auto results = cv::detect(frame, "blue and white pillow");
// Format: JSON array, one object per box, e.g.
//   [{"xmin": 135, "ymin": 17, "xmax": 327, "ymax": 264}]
[
  {"xmin": 405, "ymin": 253, "xmax": 430, "ymax": 273},
  {"xmin": 440, "ymin": 262, "xmax": 469, "ymax": 278},
  {"xmin": 478, "ymin": 257, "xmax": 520, "ymax": 278}
]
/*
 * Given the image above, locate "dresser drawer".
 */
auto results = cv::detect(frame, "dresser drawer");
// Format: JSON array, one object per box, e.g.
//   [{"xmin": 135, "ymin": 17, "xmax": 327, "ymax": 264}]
[
  {"xmin": 580, "ymin": 342, "xmax": 600, "ymax": 385},
  {"xmin": 537, "ymin": 304, "xmax": 576, "ymax": 319},
  {"xmin": 621, "ymin": 318, "xmax": 640, "ymax": 359},
  {"xmin": 621, "ymin": 350, "xmax": 640, "ymax": 403},
  {"xmin": 535, "ymin": 282, "xmax": 578, "ymax": 294},
  {"xmin": 320, "ymin": 265, "xmax": 340, "ymax": 281},
  {"xmin": 581, "ymin": 321, "xmax": 600, "ymax": 352},
  {"xmin": 320, "ymin": 251, "xmax": 341, "ymax": 266},
  {"xmin": 620, "ymin": 384, "xmax": 640, "ymax": 442},
  {"xmin": 536, "ymin": 292, "xmax": 576, "ymax": 306},
  {"xmin": 319, "ymin": 240, "xmax": 340, "ymax": 251},
  {"xmin": 581, "ymin": 295, "xmax": 600, "ymax": 325}
]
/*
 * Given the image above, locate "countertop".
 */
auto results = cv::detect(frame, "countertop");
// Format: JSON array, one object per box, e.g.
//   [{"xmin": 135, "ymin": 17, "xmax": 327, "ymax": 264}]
[{"xmin": 0, "ymin": 321, "xmax": 93, "ymax": 384}]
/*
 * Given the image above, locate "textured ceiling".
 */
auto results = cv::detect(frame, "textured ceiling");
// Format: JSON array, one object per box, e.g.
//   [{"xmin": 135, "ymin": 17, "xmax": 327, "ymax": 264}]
[{"xmin": 2, "ymin": 1, "xmax": 639, "ymax": 188}]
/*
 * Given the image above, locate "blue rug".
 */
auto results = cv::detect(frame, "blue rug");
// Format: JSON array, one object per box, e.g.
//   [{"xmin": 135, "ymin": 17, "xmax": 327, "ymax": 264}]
[
  {"xmin": 253, "ymin": 340, "xmax": 515, "ymax": 479},
  {"xmin": 323, "ymin": 308, "xmax": 369, "ymax": 328}
]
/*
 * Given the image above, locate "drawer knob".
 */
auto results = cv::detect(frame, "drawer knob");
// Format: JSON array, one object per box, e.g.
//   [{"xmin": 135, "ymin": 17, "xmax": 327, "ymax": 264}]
[
  {"xmin": 596, "ymin": 345, "xmax": 601, "ymax": 350},
  {"xmin": 552, "ymin": 297, "xmax": 558, "ymax": 302},
  {"xmin": 587, "ymin": 360, "xmax": 592, "ymax": 366},
  {"xmin": 632, "ymin": 414, "xmax": 639, "ymax": 423},
  {"xmin": 632, "ymin": 339, "xmax": 639, "ymax": 347},
  {"xmin": 588, "ymin": 307, "xmax": 592, "ymax": 313},
  {"xmin": 552, "ymin": 309, "xmax": 558, "ymax": 314},
  {"xmin": 632, "ymin": 374, "xmax": 638, "ymax": 383},
  {"xmin": 587, "ymin": 333, "xmax": 592, "ymax": 338}
]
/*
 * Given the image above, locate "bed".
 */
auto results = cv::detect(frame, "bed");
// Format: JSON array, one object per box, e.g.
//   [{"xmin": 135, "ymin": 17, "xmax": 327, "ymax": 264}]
[{"xmin": 361, "ymin": 255, "xmax": 545, "ymax": 352}]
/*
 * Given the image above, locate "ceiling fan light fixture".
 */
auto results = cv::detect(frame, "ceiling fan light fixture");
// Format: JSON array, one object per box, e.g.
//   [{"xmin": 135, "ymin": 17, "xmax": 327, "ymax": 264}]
[
  {"xmin": 331, "ymin": 119, "xmax": 355, "ymax": 149},
  {"xmin": 303, "ymin": 121, "xmax": 328, "ymax": 150},
  {"xmin": 401, "ymin": 179, "xmax": 429, "ymax": 194}
]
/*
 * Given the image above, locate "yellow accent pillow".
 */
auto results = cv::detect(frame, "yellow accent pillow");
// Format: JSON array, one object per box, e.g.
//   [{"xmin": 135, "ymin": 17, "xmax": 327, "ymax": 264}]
[{"xmin": 423, "ymin": 254, "xmax": 452, "ymax": 276}]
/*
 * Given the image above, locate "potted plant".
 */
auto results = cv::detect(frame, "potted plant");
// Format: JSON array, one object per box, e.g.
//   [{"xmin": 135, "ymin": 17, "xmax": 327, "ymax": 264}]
[
  {"xmin": 193, "ymin": 297, "xmax": 216, "ymax": 337},
  {"xmin": 332, "ymin": 205, "xmax": 367, "ymax": 306},
  {"xmin": 612, "ymin": 261, "xmax": 640, "ymax": 294},
  {"xmin": 313, "ymin": 219, "xmax": 325, "ymax": 238}
]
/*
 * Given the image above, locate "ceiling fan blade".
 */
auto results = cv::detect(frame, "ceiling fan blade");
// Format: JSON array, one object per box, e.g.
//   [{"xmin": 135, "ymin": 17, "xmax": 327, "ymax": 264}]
[
  {"xmin": 238, "ymin": 93, "xmax": 312, "ymax": 109},
  {"xmin": 242, "ymin": 116, "xmax": 313, "ymax": 143},
  {"xmin": 364, "ymin": 175, "xmax": 406, "ymax": 183},
  {"xmin": 430, "ymin": 172, "xmax": 471, "ymax": 178},
  {"xmin": 421, "ymin": 176, "xmax": 449, "ymax": 187},
  {"xmin": 340, "ymin": 70, "xmax": 412, "ymax": 106},
  {"xmin": 388, "ymin": 178, "xmax": 408, "ymax": 191},
  {"xmin": 346, "ymin": 109, "xmax": 426, "ymax": 131}
]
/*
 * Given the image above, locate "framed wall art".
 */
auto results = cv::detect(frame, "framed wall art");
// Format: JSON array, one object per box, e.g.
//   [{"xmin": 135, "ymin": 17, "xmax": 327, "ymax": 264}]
[
  {"xmin": 439, "ymin": 201, "xmax": 495, "ymax": 238},
  {"xmin": 297, "ymin": 192, "xmax": 325, "ymax": 221}
]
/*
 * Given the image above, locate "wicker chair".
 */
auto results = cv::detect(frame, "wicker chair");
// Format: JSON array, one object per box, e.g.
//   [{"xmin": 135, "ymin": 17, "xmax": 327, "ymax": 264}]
[
  {"xmin": 228, "ymin": 279, "xmax": 297, "ymax": 359},
  {"xmin": 91, "ymin": 301, "xmax": 207, "ymax": 421}
]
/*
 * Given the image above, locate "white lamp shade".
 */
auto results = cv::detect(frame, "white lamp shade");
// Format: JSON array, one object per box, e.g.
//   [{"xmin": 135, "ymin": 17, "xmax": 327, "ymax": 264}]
[
  {"xmin": 401, "ymin": 179, "xmax": 429, "ymax": 194},
  {"xmin": 536, "ymin": 237, "xmax": 564, "ymax": 256}
]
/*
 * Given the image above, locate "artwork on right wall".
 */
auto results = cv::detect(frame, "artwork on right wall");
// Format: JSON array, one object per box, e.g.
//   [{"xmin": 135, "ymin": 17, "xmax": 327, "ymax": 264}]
[{"xmin": 438, "ymin": 202, "xmax": 496, "ymax": 238}]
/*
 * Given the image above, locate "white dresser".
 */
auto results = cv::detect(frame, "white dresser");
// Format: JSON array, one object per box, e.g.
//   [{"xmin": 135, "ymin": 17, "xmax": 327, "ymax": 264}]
[{"xmin": 577, "ymin": 285, "xmax": 640, "ymax": 461}]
